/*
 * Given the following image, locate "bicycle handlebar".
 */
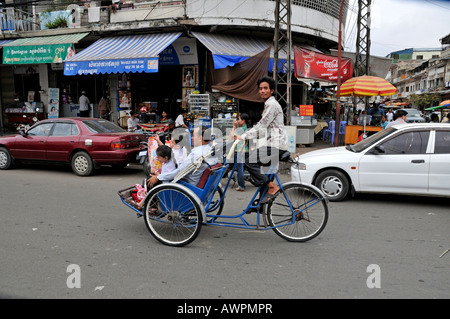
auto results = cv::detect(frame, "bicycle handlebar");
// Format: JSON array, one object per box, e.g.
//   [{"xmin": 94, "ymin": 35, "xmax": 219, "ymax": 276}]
[{"xmin": 226, "ymin": 140, "xmax": 240, "ymax": 161}]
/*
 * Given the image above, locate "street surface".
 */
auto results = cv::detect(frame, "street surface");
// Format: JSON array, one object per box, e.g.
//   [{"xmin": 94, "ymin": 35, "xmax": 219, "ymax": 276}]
[{"xmin": 0, "ymin": 163, "xmax": 449, "ymax": 299}]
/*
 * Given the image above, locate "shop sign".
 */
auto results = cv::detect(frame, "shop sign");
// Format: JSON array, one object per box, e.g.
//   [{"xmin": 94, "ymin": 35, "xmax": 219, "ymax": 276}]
[
  {"xmin": 64, "ymin": 58, "xmax": 159, "ymax": 75},
  {"xmin": 48, "ymin": 88, "xmax": 60, "ymax": 119},
  {"xmin": 3, "ymin": 44, "xmax": 74, "ymax": 64},
  {"xmin": 294, "ymin": 46, "xmax": 353, "ymax": 83},
  {"xmin": 159, "ymin": 37, "xmax": 198, "ymax": 66},
  {"xmin": 299, "ymin": 105, "xmax": 314, "ymax": 116}
]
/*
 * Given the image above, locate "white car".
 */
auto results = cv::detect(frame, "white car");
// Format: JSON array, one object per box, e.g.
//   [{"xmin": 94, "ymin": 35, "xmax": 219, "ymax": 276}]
[{"xmin": 291, "ymin": 123, "xmax": 450, "ymax": 201}]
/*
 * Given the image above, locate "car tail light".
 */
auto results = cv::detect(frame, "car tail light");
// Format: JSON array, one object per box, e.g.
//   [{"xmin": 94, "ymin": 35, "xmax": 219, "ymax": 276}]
[{"xmin": 110, "ymin": 136, "xmax": 142, "ymax": 150}]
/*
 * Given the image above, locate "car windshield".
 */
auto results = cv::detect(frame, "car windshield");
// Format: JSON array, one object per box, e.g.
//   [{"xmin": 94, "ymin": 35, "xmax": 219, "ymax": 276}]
[
  {"xmin": 82, "ymin": 119, "xmax": 125, "ymax": 133},
  {"xmin": 346, "ymin": 127, "xmax": 397, "ymax": 152},
  {"xmin": 404, "ymin": 109, "xmax": 421, "ymax": 117}
]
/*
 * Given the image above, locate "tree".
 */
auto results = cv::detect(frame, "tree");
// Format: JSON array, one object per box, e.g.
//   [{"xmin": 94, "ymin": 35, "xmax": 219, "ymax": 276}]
[{"xmin": 409, "ymin": 93, "xmax": 440, "ymax": 110}]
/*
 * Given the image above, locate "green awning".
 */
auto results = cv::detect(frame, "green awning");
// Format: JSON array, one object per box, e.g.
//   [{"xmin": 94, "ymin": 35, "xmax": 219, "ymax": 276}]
[
  {"xmin": 425, "ymin": 105, "xmax": 448, "ymax": 111},
  {"xmin": 2, "ymin": 32, "xmax": 89, "ymax": 64}
]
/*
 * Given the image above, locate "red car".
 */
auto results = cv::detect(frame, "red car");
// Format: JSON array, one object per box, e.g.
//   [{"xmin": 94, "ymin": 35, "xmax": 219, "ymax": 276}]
[{"xmin": 0, "ymin": 118, "xmax": 145, "ymax": 176}]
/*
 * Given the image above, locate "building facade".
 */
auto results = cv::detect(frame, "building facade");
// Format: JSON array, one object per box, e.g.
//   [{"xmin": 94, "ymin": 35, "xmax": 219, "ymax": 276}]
[
  {"xmin": 0, "ymin": 0, "xmax": 349, "ymax": 131},
  {"xmin": 387, "ymin": 43, "xmax": 450, "ymax": 108}
]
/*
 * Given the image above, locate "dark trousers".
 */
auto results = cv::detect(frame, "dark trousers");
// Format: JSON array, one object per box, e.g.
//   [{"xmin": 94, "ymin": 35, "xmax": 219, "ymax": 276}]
[{"xmin": 243, "ymin": 146, "xmax": 283, "ymax": 187}]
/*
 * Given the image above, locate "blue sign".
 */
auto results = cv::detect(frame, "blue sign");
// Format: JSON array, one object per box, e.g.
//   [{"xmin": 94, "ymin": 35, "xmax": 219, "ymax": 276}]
[{"xmin": 64, "ymin": 58, "xmax": 159, "ymax": 75}]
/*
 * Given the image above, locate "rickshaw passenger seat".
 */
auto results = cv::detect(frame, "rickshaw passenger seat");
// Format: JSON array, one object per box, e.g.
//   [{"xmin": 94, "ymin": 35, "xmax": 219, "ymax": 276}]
[{"xmin": 196, "ymin": 164, "xmax": 223, "ymax": 189}]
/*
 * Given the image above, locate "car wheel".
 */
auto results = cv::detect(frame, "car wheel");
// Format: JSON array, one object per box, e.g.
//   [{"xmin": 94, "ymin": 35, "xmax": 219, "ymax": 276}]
[
  {"xmin": 0, "ymin": 147, "xmax": 13, "ymax": 170},
  {"xmin": 314, "ymin": 169, "xmax": 349, "ymax": 202},
  {"xmin": 71, "ymin": 151, "xmax": 94, "ymax": 176}
]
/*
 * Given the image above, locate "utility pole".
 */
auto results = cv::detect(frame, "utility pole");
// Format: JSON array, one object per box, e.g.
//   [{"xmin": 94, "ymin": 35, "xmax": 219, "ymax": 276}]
[
  {"xmin": 355, "ymin": 0, "xmax": 371, "ymax": 109},
  {"xmin": 273, "ymin": 0, "xmax": 292, "ymax": 125}
]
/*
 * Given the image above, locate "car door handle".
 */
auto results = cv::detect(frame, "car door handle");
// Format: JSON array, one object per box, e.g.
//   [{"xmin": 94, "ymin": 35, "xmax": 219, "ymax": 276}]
[{"xmin": 411, "ymin": 159, "xmax": 425, "ymax": 164}]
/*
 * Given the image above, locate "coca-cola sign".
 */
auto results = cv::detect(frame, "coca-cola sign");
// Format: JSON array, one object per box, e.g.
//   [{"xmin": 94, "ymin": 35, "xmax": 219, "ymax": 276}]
[{"xmin": 294, "ymin": 46, "xmax": 353, "ymax": 83}]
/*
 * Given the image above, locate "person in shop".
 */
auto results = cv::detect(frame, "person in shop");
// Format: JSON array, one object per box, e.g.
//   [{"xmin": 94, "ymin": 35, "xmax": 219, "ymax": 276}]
[
  {"xmin": 79, "ymin": 91, "xmax": 90, "ymax": 117},
  {"xmin": 233, "ymin": 76, "xmax": 288, "ymax": 204},
  {"xmin": 175, "ymin": 109, "xmax": 189, "ymax": 129},
  {"xmin": 229, "ymin": 113, "xmax": 250, "ymax": 192},
  {"xmin": 127, "ymin": 111, "xmax": 140, "ymax": 132},
  {"xmin": 98, "ymin": 96, "xmax": 111, "ymax": 119}
]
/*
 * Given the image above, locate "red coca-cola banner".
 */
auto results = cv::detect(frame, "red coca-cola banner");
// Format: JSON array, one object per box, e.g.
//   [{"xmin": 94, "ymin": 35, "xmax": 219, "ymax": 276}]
[{"xmin": 294, "ymin": 46, "xmax": 353, "ymax": 83}]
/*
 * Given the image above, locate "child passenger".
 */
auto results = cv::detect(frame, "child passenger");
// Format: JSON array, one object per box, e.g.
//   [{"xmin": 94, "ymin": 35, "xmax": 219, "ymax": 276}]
[{"xmin": 137, "ymin": 144, "xmax": 176, "ymax": 208}]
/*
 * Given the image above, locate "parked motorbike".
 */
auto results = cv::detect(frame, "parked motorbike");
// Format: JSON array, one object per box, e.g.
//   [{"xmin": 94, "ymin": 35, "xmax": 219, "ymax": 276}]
[{"xmin": 16, "ymin": 107, "xmax": 40, "ymax": 131}]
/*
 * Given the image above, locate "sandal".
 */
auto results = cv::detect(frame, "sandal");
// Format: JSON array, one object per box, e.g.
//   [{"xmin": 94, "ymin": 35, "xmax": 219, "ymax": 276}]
[{"xmin": 260, "ymin": 193, "xmax": 277, "ymax": 204}]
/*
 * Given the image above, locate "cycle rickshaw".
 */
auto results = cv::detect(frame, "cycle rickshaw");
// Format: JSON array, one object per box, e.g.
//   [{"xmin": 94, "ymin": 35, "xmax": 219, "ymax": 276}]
[{"xmin": 118, "ymin": 140, "xmax": 329, "ymax": 247}]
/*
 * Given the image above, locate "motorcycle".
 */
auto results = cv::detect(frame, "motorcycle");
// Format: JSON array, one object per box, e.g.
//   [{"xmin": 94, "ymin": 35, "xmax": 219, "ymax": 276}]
[{"xmin": 16, "ymin": 107, "xmax": 40, "ymax": 131}]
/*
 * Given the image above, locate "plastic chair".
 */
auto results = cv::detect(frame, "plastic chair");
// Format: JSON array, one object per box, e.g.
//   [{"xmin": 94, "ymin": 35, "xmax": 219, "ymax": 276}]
[
  {"xmin": 339, "ymin": 121, "xmax": 347, "ymax": 144},
  {"xmin": 322, "ymin": 120, "xmax": 335, "ymax": 143}
]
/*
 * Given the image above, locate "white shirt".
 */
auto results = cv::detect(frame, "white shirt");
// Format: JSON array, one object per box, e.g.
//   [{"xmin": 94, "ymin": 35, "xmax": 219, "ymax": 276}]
[
  {"xmin": 386, "ymin": 118, "xmax": 406, "ymax": 128},
  {"xmin": 79, "ymin": 95, "xmax": 90, "ymax": 111},
  {"xmin": 157, "ymin": 144, "xmax": 217, "ymax": 185},
  {"xmin": 172, "ymin": 146, "xmax": 188, "ymax": 166},
  {"xmin": 386, "ymin": 112, "xmax": 394, "ymax": 122},
  {"xmin": 127, "ymin": 116, "xmax": 140, "ymax": 132},
  {"xmin": 175, "ymin": 114, "xmax": 185, "ymax": 127}
]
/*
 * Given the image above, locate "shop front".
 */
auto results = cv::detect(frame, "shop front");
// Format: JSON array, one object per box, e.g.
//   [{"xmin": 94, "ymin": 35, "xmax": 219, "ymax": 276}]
[
  {"xmin": 1, "ymin": 33, "xmax": 89, "ymax": 130},
  {"xmin": 64, "ymin": 32, "xmax": 202, "ymax": 128}
]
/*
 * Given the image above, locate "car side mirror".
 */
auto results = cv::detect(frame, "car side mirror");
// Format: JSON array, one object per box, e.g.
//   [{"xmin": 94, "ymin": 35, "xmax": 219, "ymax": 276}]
[{"xmin": 19, "ymin": 130, "xmax": 28, "ymax": 137}]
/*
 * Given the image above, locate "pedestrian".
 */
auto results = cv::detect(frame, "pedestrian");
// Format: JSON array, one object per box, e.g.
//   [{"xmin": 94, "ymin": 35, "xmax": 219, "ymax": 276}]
[
  {"xmin": 127, "ymin": 110, "xmax": 140, "ymax": 132},
  {"xmin": 98, "ymin": 96, "xmax": 110, "ymax": 119},
  {"xmin": 234, "ymin": 76, "xmax": 288, "ymax": 204},
  {"xmin": 430, "ymin": 113, "xmax": 439, "ymax": 123},
  {"xmin": 229, "ymin": 113, "xmax": 249, "ymax": 192},
  {"xmin": 380, "ymin": 115, "xmax": 388, "ymax": 129},
  {"xmin": 386, "ymin": 108, "xmax": 394, "ymax": 122},
  {"xmin": 386, "ymin": 109, "xmax": 408, "ymax": 128},
  {"xmin": 442, "ymin": 113, "xmax": 450, "ymax": 123},
  {"xmin": 79, "ymin": 91, "xmax": 90, "ymax": 117}
]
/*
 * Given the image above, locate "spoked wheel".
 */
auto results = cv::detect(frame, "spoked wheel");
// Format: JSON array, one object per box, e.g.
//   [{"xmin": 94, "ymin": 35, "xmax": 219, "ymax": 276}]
[
  {"xmin": 143, "ymin": 184, "xmax": 203, "ymax": 247},
  {"xmin": 267, "ymin": 183, "xmax": 328, "ymax": 242}
]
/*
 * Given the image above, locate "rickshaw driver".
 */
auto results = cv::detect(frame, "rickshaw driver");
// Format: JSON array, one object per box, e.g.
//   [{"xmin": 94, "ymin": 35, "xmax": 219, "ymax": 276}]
[
  {"xmin": 146, "ymin": 126, "xmax": 217, "ymax": 187},
  {"xmin": 234, "ymin": 76, "xmax": 288, "ymax": 204}
]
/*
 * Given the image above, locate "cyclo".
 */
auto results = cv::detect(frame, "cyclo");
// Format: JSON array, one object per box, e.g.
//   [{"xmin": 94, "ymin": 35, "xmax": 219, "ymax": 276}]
[{"xmin": 118, "ymin": 138, "xmax": 329, "ymax": 247}]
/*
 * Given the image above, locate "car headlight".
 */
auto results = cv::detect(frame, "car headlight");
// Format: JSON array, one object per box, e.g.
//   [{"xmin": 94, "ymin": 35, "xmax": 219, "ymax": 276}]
[{"xmin": 292, "ymin": 162, "xmax": 306, "ymax": 170}]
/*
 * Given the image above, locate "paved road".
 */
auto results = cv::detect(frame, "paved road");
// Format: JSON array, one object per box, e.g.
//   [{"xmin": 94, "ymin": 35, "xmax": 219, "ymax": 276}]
[{"xmin": 0, "ymin": 163, "xmax": 449, "ymax": 299}]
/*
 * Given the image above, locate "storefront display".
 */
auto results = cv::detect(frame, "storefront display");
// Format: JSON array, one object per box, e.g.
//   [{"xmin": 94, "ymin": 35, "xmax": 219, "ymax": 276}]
[
  {"xmin": 211, "ymin": 92, "xmax": 238, "ymax": 119},
  {"xmin": 188, "ymin": 93, "xmax": 210, "ymax": 119}
]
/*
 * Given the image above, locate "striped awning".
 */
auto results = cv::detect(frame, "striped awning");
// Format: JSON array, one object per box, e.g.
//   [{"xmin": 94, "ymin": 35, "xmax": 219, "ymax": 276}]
[
  {"xmin": 64, "ymin": 32, "xmax": 182, "ymax": 75},
  {"xmin": 191, "ymin": 32, "xmax": 274, "ymax": 69},
  {"xmin": 3, "ymin": 33, "xmax": 89, "ymax": 47},
  {"xmin": 0, "ymin": 40, "xmax": 14, "ymax": 47}
]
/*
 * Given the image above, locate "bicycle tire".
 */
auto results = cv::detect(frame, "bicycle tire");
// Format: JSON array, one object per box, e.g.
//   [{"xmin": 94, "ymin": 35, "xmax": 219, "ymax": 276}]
[
  {"xmin": 143, "ymin": 184, "xmax": 203, "ymax": 247},
  {"xmin": 267, "ymin": 183, "xmax": 328, "ymax": 242}
]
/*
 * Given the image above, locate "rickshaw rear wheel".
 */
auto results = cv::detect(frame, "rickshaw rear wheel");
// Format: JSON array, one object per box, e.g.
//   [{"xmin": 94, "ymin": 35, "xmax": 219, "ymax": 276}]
[{"xmin": 143, "ymin": 184, "xmax": 203, "ymax": 247}]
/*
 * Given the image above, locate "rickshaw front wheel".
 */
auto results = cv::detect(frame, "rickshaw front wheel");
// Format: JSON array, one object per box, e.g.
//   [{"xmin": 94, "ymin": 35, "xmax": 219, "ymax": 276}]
[{"xmin": 143, "ymin": 184, "xmax": 204, "ymax": 247}]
